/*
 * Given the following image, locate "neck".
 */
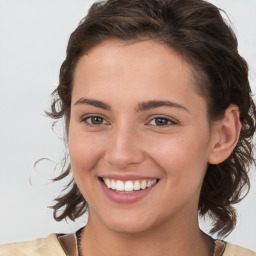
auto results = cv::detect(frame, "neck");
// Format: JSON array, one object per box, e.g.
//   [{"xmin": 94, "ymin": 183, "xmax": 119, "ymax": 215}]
[{"xmin": 80, "ymin": 213, "xmax": 213, "ymax": 256}]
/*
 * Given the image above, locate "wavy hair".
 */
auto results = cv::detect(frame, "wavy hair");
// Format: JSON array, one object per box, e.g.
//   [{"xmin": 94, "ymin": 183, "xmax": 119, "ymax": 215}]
[{"xmin": 47, "ymin": 0, "xmax": 256, "ymax": 237}]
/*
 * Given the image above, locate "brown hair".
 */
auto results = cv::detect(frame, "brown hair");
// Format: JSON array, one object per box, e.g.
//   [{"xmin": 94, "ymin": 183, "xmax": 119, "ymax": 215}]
[{"xmin": 47, "ymin": 0, "xmax": 256, "ymax": 237}]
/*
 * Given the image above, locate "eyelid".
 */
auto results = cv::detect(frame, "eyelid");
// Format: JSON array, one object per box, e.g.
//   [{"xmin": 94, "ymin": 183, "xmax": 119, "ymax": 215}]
[
  {"xmin": 80, "ymin": 114, "xmax": 110, "ymax": 126},
  {"xmin": 147, "ymin": 115, "xmax": 178, "ymax": 127}
]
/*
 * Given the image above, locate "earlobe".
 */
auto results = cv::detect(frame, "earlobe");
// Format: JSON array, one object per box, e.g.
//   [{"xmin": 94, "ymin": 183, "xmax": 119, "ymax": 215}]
[{"xmin": 208, "ymin": 105, "xmax": 241, "ymax": 165}]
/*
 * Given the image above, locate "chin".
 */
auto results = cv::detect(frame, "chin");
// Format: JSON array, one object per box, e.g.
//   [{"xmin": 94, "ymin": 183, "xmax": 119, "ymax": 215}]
[
  {"xmin": 101, "ymin": 211, "xmax": 159, "ymax": 234},
  {"xmin": 108, "ymin": 221, "xmax": 152, "ymax": 234}
]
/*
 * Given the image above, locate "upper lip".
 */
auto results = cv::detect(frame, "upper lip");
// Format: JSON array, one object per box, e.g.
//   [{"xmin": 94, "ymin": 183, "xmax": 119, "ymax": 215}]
[{"xmin": 99, "ymin": 174, "xmax": 158, "ymax": 181}]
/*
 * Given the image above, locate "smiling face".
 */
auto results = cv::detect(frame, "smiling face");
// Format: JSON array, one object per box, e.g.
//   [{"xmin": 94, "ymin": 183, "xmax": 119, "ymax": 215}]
[{"xmin": 68, "ymin": 39, "xmax": 218, "ymax": 234}]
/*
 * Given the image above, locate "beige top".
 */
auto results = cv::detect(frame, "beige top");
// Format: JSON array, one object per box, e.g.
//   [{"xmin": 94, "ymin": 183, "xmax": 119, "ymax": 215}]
[{"xmin": 0, "ymin": 233, "xmax": 255, "ymax": 256}]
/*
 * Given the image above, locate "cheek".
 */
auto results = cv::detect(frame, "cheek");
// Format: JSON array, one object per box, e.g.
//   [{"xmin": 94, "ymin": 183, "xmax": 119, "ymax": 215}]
[
  {"xmin": 68, "ymin": 129, "xmax": 105, "ymax": 179},
  {"xmin": 68, "ymin": 131, "xmax": 107, "ymax": 204},
  {"xmin": 148, "ymin": 132, "xmax": 210, "ymax": 188}
]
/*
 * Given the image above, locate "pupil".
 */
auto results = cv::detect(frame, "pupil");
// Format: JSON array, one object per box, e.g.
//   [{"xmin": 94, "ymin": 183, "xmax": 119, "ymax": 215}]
[
  {"xmin": 156, "ymin": 118, "xmax": 168, "ymax": 125},
  {"xmin": 92, "ymin": 117, "xmax": 103, "ymax": 124}
]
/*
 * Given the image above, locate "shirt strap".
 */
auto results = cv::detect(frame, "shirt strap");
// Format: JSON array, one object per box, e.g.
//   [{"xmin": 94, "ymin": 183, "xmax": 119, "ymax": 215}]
[
  {"xmin": 214, "ymin": 240, "xmax": 226, "ymax": 256},
  {"xmin": 58, "ymin": 233, "xmax": 78, "ymax": 256}
]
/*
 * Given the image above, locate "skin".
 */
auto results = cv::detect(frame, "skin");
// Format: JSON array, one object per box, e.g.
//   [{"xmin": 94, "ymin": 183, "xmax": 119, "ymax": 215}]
[{"xmin": 68, "ymin": 39, "xmax": 240, "ymax": 256}]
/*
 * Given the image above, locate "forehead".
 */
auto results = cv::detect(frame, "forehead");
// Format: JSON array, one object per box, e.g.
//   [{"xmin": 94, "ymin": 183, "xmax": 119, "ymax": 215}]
[
  {"xmin": 74, "ymin": 39, "xmax": 197, "ymax": 88},
  {"xmin": 72, "ymin": 39, "xmax": 206, "ymax": 111}
]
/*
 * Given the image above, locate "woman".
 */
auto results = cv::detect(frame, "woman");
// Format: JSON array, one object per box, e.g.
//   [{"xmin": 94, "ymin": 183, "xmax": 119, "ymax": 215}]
[{"xmin": 1, "ymin": 0, "xmax": 256, "ymax": 255}]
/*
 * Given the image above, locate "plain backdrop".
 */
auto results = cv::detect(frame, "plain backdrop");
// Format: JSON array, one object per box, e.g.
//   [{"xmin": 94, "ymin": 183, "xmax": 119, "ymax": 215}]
[{"xmin": 0, "ymin": 0, "xmax": 256, "ymax": 251}]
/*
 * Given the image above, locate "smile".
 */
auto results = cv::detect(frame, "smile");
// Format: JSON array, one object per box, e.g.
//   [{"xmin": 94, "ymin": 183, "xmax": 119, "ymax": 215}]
[{"xmin": 101, "ymin": 178, "xmax": 158, "ymax": 193}]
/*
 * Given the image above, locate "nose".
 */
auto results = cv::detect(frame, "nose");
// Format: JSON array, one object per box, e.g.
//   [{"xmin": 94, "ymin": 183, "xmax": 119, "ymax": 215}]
[{"xmin": 104, "ymin": 125, "xmax": 145, "ymax": 169}]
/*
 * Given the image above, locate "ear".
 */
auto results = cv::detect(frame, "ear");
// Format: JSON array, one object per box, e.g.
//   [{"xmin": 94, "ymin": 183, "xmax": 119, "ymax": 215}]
[{"xmin": 208, "ymin": 105, "xmax": 241, "ymax": 164}]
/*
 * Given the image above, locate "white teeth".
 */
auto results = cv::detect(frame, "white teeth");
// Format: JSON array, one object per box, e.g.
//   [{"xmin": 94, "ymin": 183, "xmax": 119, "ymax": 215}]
[
  {"xmin": 141, "ymin": 180, "xmax": 147, "ymax": 189},
  {"xmin": 105, "ymin": 179, "xmax": 111, "ymax": 188},
  {"xmin": 152, "ymin": 179, "xmax": 157, "ymax": 185},
  {"xmin": 116, "ymin": 180, "xmax": 124, "ymax": 191},
  {"xmin": 110, "ymin": 179, "xmax": 116, "ymax": 190},
  {"xmin": 124, "ymin": 181, "xmax": 133, "ymax": 192},
  {"xmin": 148, "ymin": 179, "xmax": 156, "ymax": 187},
  {"xmin": 102, "ymin": 178, "xmax": 157, "ymax": 192},
  {"xmin": 133, "ymin": 180, "xmax": 141, "ymax": 191}
]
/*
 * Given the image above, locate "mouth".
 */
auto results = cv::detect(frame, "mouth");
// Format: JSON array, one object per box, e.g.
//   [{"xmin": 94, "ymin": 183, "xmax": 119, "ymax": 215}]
[{"xmin": 99, "ymin": 177, "xmax": 159, "ymax": 193}]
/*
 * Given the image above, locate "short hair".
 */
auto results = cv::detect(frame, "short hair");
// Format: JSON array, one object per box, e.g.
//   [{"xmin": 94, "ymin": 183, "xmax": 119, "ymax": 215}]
[{"xmin": 47, "ymin": 0, "xmax": 256, "ymax": 237}]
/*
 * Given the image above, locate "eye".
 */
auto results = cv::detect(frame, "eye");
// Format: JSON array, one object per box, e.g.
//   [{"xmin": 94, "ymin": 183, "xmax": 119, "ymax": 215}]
[
  {"xmin": 81, "ymin": 115, "xmax": 108, "ymax": 126},
  {"xmin": 148, "ymin": 117, "xmax": 177, "ymax": 127}
]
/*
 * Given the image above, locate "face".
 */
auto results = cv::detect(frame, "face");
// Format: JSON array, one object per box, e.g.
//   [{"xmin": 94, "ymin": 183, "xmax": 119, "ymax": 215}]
[{"xmin": 68, "ymin": 40, "xmax": 217, "ymax": 234}]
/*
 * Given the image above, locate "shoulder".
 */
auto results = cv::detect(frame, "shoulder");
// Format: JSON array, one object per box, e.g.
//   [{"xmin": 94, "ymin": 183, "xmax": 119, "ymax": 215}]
[
  {"xmin": 0, "ymin": 234, "xmax": 67, "ymax": 256},
  {"xmin": 223, "ymin": 242, "xmax": 256, "ymax": 256}
]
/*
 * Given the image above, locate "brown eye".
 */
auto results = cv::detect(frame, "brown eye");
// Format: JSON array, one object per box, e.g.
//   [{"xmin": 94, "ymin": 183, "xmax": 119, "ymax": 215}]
[
  {"xmin": 82, "ymin": 116, "xmax": 107, "ymax": 126},
  {"xmin": 155, "ymin": 118, "xmax": 169, "ymax": 126},
  {"xmin": 90, "ymin": 116, "xmax": 104, "ymax": 125},
  {"xmin": 149, "ymin": 117, "xmax": 176, "ymax": 127}
]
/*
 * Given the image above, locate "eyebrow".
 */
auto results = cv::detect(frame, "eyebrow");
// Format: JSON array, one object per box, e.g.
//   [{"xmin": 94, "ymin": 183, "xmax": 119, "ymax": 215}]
[
  {"xmin": 137, "ymin": 100, "xmax": 189, "ymax": 112},
  {"xmin": 74, "ymin": 98, "xmax": 111, "ymax": 110},
  {"xmin": 74, "ymin": 98, "xmax": 189, "ymax": 112}
]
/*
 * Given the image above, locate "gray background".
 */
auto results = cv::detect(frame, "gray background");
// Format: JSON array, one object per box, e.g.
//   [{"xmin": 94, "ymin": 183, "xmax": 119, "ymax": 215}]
[{"xmin": 0, "ymin": 0, "xmax": 256, "ymax": 251}]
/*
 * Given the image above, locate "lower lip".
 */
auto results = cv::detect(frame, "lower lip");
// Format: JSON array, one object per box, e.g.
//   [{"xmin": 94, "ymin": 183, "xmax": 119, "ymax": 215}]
[{"xmin": 100, "ymin": 181, "xmax": 156, "ymax": 204}]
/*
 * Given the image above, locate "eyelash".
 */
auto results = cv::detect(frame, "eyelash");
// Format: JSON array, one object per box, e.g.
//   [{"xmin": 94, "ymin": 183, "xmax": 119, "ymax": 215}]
[
  {"xmin": 81, "ymin": 115, "xmax": 108, "ymax": 127},
  {"xmin": 81, "ymin": 115, "xmax": 177, "ymax": 128},
  {"xmin": 148, "ymin": 116, "xmax": 177, "ymax": 127}
]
